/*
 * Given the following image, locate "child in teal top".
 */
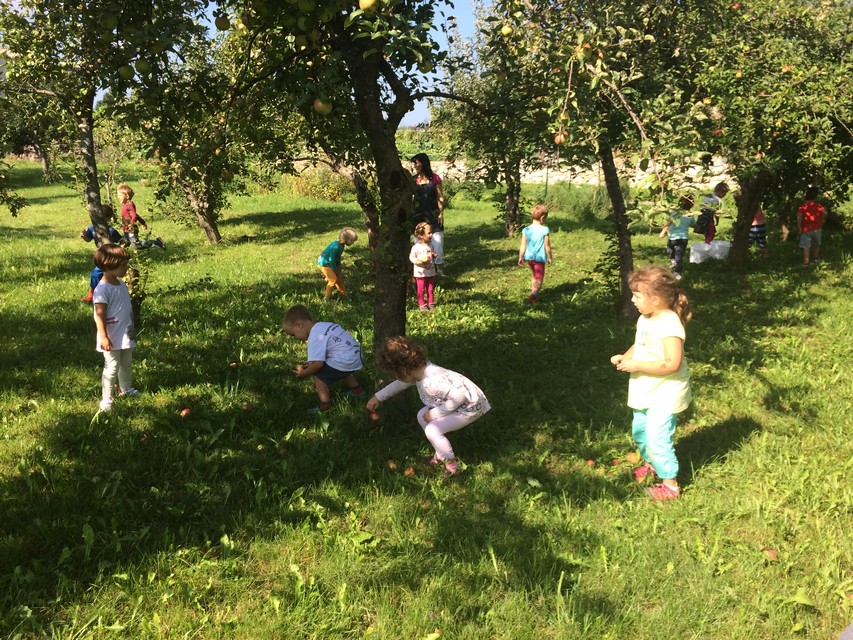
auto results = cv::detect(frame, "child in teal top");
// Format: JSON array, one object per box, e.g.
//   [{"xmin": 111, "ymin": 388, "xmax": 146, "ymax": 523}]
[
  {"xmin": 517, "ymin": 204, "xmax": 552, "ymax": 304},
  {"xmin": 316, "ymin": 227, "xmax": 357, "ymax": 301},
  {"xmin": 659, "ymin": 195, "xmax": 695, "ymax": 280}
]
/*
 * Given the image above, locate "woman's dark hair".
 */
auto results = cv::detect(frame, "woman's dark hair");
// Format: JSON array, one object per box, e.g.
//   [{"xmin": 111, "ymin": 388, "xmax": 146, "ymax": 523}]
[{"xmin": 410, "ymin": 153, "xmax": 433, "ymax": 178}]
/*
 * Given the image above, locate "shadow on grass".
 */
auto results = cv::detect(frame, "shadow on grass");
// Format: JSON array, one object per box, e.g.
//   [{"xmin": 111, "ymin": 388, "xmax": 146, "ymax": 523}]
[
  {"xmin": 0, "ymin": 192, "xmax": 849, "ymax": 635},
  {"xmin": 677, "ymin": 415, "xmax": 762, "ymax": 486}
]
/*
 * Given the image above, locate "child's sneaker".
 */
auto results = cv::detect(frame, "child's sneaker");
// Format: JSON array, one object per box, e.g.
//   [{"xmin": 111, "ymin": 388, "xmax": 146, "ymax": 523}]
[
  {"xmin": 419, "ymin": 305, "xmax": 429, "ymax": 312},
  {"xmin": 119, "ymin": 387, "xmax": 140, "ymax": 398},
  {"xmin": 632, "ymin": 463, "xmax": 656, "ymax": 481},
  {"xmin": 80, "ymin": 293, "xmax": 93, "ymax": 303},
  {"xmin": 99, "ymin": 399, "xmax": 113, "ymax": 413},
  {"xmin": 423, "ymin": 454, "xmax": 442, "ymax": 466},
  {"xmin": 306, "ymin": 402, "xmax": 332, "ymax": 414},
  {"xmin": 428, "ymin": 304, "xmax": 436, "ymax": 311},
  {"xmin": 154, "ymin": 237, "xmax": 166, "ymax": 250},
  {"xmin": 645, "ymin": 483, "xmax": 680, "ymax": 501},
  {"xmin": 527, "ymin": 294, "xmax": 537, "ymax": 304},
  {"xmin": 342, "ymin": 386, "xmax": 366, "ymax": 399}
]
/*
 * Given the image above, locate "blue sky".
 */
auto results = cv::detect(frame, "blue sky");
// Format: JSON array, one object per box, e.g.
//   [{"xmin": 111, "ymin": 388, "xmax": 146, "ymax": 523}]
[{"xmin": 400, "ymin": 0, "xmax": 476, "ymax": 127}]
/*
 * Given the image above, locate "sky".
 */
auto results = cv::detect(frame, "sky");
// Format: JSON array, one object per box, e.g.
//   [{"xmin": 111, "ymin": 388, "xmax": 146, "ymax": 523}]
[{"xmin": 399, "ymin": 0, "xmax": 477, "ymax": 127}]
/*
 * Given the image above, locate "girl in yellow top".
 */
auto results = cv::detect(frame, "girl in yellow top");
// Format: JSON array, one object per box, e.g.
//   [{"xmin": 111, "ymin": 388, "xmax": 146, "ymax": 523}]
[{"xmin": 610, "ymin": 265, "xmax": 692, "ymax": 500}]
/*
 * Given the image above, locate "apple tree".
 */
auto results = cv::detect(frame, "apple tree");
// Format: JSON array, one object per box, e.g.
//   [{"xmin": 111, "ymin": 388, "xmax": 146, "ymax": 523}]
[
  {"xmin": 434, "ymin": 14, "xmax": 556, "ymax": 236},
  {"xmin": 690, "ymin": 0, "xmax": 853, "ymax": 264},
  {"xmin": 214, "ymin": 0, "xmax": 452, "ymax": 349},
  {"xmin": 0, "ymin": 0, "xmax": 207, "ymax": 243}
]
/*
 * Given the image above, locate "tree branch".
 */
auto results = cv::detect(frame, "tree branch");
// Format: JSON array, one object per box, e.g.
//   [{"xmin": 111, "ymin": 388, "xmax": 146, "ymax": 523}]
[{"xmin": 411, "ymin": 90, "xmax": 485, "ymax": 112}]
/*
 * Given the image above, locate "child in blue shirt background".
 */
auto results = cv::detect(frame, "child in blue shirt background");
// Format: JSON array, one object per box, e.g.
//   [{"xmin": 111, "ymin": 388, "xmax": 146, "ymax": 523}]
[
  {"xmin": 659, "ymin": 195, "xmax": 695, "ymax": 280},
  {"xmin": 316, "ymin": 227, "xmax": 357, "ymax": 302},
  {"xmin": 517, "ymin": 204, "xmax": 552, "ymax": 304}
]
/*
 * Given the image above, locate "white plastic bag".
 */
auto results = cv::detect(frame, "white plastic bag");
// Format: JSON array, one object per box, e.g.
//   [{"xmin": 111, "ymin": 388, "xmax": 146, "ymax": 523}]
[
  {"xmin": 689, "ymin": 242, "xmax": 711, "ymax": 264},
  {"xmin": 709, "ymin": 240, "xmax": 731, "ymax": 260}
]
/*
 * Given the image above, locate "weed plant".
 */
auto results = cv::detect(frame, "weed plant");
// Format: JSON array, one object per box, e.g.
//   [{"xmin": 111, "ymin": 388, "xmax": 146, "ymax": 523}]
[{"xmin": 1, "ymin": 161, "xmax": 851, "ymax": 639}]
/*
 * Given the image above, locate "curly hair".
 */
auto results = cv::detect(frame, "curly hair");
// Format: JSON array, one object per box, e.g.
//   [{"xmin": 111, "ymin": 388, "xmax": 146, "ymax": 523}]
[
  {"xmin": 117, "ymin": 183, "xmax": 134, "ymax": 200},
  {"xmin": 376, "ymin": 336, "xmax": 428, "ymax": 379},
  {"xmin": 628, "ymin": 265, "xmax": 692, "ymax": 325}
]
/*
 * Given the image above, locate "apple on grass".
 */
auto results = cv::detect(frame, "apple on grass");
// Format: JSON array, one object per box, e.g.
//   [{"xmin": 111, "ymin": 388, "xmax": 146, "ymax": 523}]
[
  {"xmin": 180, "ymin": 407, "xmax": 191, "ymax": 417},
  {"xmin": 369, "ymin": 411, "xmax": 380, "ymax": 421}
]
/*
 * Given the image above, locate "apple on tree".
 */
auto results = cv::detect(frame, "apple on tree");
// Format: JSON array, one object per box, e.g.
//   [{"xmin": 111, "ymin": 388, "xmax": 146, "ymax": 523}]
[
  {"xmin": 313, "ymin": 98, "xmax": 333, "ymax": 115},
  {"xmin": 359, "ymin": 0, "xmax": 379, "ymax": 13},
  {"xmin": 501, "ymin": 24, "xmax": 513, "ymax": 37},
  {"xmin": 215, "ymin": 15, "xmax": 231, "ymax": 31},
  {"xmin": 118, "ymin": 65, "xmax": 135, "ymax": 80}
]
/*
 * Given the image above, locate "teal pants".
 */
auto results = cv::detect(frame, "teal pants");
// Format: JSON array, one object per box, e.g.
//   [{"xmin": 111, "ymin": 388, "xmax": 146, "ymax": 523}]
[{"xmin": 632, "ymin": 409, "xmax": 679, "ymax": 480}]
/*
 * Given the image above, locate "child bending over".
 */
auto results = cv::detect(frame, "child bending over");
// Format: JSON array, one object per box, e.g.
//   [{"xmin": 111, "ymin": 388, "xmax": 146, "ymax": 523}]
[{"xmin": 366, "ymin": 336, "xmax": 490, "ymax": 477}]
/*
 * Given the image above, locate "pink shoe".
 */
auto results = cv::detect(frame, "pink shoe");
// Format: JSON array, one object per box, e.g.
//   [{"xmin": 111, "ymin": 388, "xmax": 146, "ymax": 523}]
[
  {"xmin": 632, "ymin": 463, "xmax": 656, "ymax": 481},
  {"xmin": 443, "ymin": 459, "xmax": 461, "ymax": 477},
  {"xmin": 645, "ymin": 483, "xmax": 680, "ymax": 501}
]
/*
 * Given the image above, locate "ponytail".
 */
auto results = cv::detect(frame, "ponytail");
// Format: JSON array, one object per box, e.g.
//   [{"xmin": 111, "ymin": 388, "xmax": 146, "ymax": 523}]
[{"xmin": 627, "ymin": 265, "xmax": 692, "ymax": 325}]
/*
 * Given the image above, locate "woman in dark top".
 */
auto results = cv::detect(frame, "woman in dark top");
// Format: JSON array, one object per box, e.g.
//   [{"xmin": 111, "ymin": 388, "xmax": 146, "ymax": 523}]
[{"xmin": 411, "ymin": 153, "xmax": 446, "ymax": 274}]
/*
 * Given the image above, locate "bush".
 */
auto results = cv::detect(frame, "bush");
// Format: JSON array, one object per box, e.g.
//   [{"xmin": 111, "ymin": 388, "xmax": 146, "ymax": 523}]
[{"xmin": 280, "ymin": 166, "xmax": 357, "ymax": 203}]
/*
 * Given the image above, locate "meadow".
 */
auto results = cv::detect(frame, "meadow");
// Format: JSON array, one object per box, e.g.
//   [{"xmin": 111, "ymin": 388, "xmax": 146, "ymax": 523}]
[{"xmin": 1, "ymin": 161, "xmax": 851, "ymax": 639}]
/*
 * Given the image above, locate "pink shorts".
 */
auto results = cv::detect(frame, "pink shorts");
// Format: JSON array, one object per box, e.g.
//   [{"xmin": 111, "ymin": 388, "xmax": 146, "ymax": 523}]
[{"xmin": 527, "ymin": 260, "xmax": 545, "ymax": 280}]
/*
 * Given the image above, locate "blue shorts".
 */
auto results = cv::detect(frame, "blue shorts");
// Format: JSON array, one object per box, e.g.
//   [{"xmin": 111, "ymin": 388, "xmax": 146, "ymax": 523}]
[{"xmin": 314, "ymin": 364, "xmax": 358, "ymax": 386}]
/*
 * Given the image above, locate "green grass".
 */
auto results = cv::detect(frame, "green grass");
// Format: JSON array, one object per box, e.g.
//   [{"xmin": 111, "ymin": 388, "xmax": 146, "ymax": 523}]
[{"xmin": 1, "ymin": 160, "xmax": 852, "ymax": 639}]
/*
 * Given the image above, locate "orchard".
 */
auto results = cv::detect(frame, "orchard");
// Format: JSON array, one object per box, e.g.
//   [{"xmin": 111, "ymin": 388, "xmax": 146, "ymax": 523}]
[{"xmin": 1, "ymin": 0, "xmax": 852, "ymax": 638}]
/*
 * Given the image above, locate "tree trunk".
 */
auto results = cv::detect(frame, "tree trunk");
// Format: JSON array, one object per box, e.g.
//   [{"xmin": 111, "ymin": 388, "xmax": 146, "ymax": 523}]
[
  {"xmin": 76, "ymin": 97, "xmax": 108, "ymax": 244},
  {"xmin": 342, "ymin": 47, "xmax": 412, "ymax": 357},
  {"xmin": 182, "ymin": 182, "xmax": 222, "ymax": 244},
  {"xmin": 598, "ymin": 136, "xmax": 636, "ymax": 320},
  {"xmin": 34, "ymin": 143, "xmax": 50, "ymax": 177},
  {"xmin": 503, "ymin": 163, "xmax": 522, "ymax": 236},
  {"xmin": 352, "ymin": 172, "xmax": 380, "ymax": 277},
  {"xmin": 729, "ymin": 171, "xmax": 769, "ymax": 267}
]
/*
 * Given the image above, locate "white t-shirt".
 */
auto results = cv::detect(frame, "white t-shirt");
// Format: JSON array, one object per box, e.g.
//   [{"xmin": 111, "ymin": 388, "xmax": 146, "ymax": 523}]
[
  {"xmin": 627, "ymin": 310, "xmax": 691, "ymax": 413},
  {"xmin": 410, "ymin": 242, "xmax": 437, "ymax": 278},
  {"xmin": 93, "ymin": 279, "xmax": 135, "ymax": 352},
  {"xmin": 374, "ymin": 362, "xmax": 490, "ymax": 419},
  {"xmin": 307, "ymin": 322, "xmax": 362, "ymax": 372}
]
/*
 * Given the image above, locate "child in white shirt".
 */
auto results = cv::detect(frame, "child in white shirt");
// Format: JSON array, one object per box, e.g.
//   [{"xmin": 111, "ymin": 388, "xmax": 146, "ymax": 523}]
[
  {"xmin": 92, "ymin": 244, "xmax": 139, "ymax": 412},
  {"xmin": 283, "ymin": 304, "xmax": 365, "ymax": 413},
  {"xmin": 366, "ymin": 336, "xmax": 490, "ymax": 476}
]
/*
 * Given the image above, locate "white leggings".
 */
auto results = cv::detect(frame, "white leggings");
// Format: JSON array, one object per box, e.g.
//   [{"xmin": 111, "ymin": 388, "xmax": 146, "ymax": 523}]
[
  {"xmin": 416, "ymin": 406, "xmax": 483, "ymax": 461},
  {"xmin": 102, "ymin": 348, "xmax": 133, "ymax": 402}
]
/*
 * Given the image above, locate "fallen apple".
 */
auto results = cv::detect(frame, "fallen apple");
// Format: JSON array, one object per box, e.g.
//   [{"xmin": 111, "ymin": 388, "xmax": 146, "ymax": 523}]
[
  {"xmin": 386, "ymin": 459, "xmax": 397, "ymax": 470},
  {"xmin": 404, "ymin": 466, "xmax": 415, "ymax": 476},
  {"xmin": 625, "ymin": 452, "xmax": 641, "ymax": 465},
  {"xmin": 180, "ymin": 407, "xmax": 191, "ymax": 417},
  {"xmin": 369, "ymin": 411, "xmax": 380, "ymax": 421},
  {"xmin": 586, "ymin": 459, "xmax": 595, "ymax": 467}
]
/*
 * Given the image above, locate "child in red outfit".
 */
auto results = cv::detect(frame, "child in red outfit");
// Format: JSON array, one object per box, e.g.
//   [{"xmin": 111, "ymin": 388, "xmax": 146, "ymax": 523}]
[
  {"xmin": 797, "ymin": 186, "xmax": 827, "ymax": 266},
  {"xmin": 117, "ymin": 183, "xmax": 165, "ymax": 250}
]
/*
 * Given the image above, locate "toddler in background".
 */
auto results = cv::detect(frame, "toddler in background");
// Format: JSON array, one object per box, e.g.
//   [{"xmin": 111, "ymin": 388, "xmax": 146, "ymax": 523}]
[
  {"xmin": 797, "ymin": 186, "xmax": 827, "ymax": 266},
  {"xmin": 80, "ymin": 204, "xmax": 123, "ymax": 302},
  {"xmin": 410, "ymin": 222, "xmax": 438, "ymax": 311},
  {"xmin": 317, "ymin": 227, "xmax": 358, "ymax": 302},
  {"xmin": 117, "ymin": 183, "xmax": 164, "ymax": 250},
  {"xmin": 517, "ymin": 204, "xmax": 552, "ymax": 304},
  {"xmin": 659, "ymin": 195, "xmax": 695, "ymax": 280},
  {"xmin": 367, "ymin": 336, "xmax": 490, "ymax": 477}
]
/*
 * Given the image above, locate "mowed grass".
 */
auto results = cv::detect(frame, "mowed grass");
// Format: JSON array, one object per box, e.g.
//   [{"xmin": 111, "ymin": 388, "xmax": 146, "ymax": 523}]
[{"xmin": 1, "ymin": 160, "xmax": 852, "ymax": 639}]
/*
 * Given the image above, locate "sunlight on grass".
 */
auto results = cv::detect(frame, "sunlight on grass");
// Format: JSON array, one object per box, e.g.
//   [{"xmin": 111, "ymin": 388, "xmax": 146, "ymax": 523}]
[{"xmin": 1, "ymin": 161, "xmax": 852, "ymax": 638}]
